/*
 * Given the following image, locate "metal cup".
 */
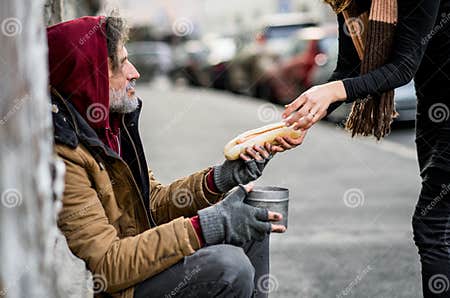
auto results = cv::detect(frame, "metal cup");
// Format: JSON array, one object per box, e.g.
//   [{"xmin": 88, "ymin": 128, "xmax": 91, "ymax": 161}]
[{"xmin": 244, "ymin": 186, "xmax": 289, "ymax": 229}]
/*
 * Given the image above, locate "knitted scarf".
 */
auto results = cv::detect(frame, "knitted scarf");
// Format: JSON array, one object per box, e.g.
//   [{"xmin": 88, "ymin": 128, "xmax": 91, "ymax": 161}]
[{"xmin": 325, "ymin": 0, "xmax": 399, "ymax": 140}]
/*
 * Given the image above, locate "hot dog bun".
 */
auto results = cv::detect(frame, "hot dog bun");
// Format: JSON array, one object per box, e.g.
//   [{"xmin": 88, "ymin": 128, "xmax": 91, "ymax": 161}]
[{"xmin": 224, "ymin": 122, "xmax": 303, "ymax": 160}]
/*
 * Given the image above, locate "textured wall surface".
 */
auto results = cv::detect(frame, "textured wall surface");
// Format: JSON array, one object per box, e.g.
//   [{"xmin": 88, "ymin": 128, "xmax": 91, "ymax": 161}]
[{"xmin": 0, "ymin": 1, "xmax": 93, "ymax": 297}]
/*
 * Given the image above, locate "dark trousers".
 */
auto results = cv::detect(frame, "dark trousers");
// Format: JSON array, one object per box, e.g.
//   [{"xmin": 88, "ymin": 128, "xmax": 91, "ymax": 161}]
[
  {"xmin": 134, "ymin": 236, "xmax": 270, "ymax": 298},
  {"xmin": 413, "ymin": 167, "xmax": 450, "ymax": 297}
]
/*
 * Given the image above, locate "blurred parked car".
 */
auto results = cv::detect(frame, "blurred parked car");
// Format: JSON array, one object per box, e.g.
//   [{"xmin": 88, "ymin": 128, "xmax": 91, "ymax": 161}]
[
  {"xmin": 203, "ymin": 35, "xmax": 237, "ymax": 90},
  {"xmin": 170, "ymin": 36, "xmax": 237, "ymax": 89},
  {"xmin": 127, "ymin": 41, "xmax": 174, "ymax": 82},
  {"xmin": 254, "ymin": 24, "xmax": 417, "ymax": 122},
  {"xmin": 255, "ymin": 13, "xmax": 318, "ymax": 44},
  {"xmin": 226, "ymin": 13, "xmax": 318, "ymax": 96},
  {"xmin": 170, "ymin": 40, "xmax": 211, "ymax": 87},
  {"xmin": 258, "ymin": 25, "xmax": 338, "ymax": 105}
]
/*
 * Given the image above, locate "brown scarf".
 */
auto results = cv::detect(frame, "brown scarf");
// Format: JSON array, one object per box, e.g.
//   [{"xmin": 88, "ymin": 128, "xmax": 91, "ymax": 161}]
[{"xmin": 325, "ymin": 0, "xmax": 399, "ymax": 140}]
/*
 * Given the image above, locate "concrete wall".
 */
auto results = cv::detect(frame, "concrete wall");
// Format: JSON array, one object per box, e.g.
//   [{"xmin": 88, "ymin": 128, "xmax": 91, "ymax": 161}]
[{"xmin": 1, "ymin": 0, "xmax": 93, "ymax": 297}]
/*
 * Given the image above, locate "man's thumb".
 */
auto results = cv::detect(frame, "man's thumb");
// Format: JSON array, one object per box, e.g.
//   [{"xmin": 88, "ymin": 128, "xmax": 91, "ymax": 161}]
[
  {"xmin": 230, "ymin": 183, "xmax": 254, "ymax": 202},
  {"xmin": 244, "ymin": 182, "xmax": 254, "ymax": 193}
]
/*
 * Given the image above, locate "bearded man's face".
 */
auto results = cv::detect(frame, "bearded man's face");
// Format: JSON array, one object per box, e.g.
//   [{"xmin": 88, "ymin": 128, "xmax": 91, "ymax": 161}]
[{"xmin": 108, "ymin": 45, "xmax": 140, "ymax": 113}]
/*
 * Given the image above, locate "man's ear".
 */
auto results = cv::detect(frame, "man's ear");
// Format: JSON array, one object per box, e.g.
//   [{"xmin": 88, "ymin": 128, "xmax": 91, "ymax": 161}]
[{"xmin": 107, "ymin": 57, "xmax": 113, "ymax": 79}]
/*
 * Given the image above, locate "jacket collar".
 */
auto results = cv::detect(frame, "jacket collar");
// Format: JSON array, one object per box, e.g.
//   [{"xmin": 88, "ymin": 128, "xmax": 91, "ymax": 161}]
[{"xmin": 51, "ymin": 91, "xmax": 142, "ymax": 161}]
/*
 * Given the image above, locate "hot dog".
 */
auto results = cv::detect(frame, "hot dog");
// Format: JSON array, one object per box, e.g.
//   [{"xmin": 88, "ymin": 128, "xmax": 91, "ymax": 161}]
[{"xmin": 224, "ymin": 122, "xmax": 303, "ymax": 160}]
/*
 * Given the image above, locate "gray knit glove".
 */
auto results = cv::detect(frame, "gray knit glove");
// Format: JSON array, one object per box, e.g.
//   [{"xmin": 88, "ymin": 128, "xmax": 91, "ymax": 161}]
[
  {"xmin": 198, "ymin": 185, "xmax": 271, "ymax": 246},
  {"xmin": 213, "ymin": 153, "xmax": 273, "ymax": 193}
]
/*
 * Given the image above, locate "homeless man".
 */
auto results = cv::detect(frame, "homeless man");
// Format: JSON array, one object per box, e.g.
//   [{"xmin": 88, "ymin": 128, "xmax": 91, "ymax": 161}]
[{"xmin": 48, "ymin": 16, "xmax": 305, "ymax": 298}]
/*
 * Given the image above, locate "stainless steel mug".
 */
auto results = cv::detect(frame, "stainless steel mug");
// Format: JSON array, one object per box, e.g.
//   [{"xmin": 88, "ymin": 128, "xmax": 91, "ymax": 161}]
[{"xmin": 244, "ymin": 186, "xmax": 289, "ymax": 229}]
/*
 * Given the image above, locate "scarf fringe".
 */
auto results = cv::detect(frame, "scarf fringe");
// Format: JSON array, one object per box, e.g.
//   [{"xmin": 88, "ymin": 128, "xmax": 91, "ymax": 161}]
[{"xmin": 341, "ymin": 0, "xmax": 398, "ymax": 140}]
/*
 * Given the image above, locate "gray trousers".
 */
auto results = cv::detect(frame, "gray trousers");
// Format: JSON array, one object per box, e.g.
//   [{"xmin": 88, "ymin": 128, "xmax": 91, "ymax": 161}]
[{"xmin": 133, "ymin": 235, "xmax": 270, "ymax": 298}]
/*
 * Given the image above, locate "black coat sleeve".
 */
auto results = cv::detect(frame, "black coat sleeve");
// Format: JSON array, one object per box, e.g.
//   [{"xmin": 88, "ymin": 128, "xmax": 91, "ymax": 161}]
[
  {"xmin": 341, "ymin": 0, "xmax": 441, "ymax": 102},
  {"xmin": 327, "ymin": 13, "xmax": 362, "ymax": 115}
]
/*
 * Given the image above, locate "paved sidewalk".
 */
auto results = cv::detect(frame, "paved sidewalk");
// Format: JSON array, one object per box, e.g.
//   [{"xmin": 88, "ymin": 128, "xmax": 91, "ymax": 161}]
[{"xmin": 138, "ymin": 83, "xmax": 422, "ymax": 298}]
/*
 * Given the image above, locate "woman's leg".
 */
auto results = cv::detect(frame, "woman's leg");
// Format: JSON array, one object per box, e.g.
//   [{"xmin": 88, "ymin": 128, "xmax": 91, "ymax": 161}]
[
  {"xmin": 133, "ymin": 235, "xmax": 269, "ymax": 298},
  {"xmin": 413, "ymin": 167, "xmax": 450, "ymax": 298}
]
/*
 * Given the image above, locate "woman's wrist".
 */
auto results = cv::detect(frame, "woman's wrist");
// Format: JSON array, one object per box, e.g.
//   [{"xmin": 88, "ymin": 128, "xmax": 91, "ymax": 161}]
[{"xmin": 330, "ymin": 81, "xmax": 347, "ymax": 103}]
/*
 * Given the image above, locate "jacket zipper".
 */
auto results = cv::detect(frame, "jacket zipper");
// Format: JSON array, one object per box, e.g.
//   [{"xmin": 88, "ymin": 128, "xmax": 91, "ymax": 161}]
[
  {"xmin": 55, "ymin": 91, "xmax": 154, "ymax": 228},
  {"xmin": 95, "ymin": 150, "xmax": 153, "ymax": 229},
  {"xmin": 121, "ymin": 115, "xmax": 157, "ymax": 227},
  {"xmin": 122, "ymin": 160, "xmax": 154, "ymax": 229}
]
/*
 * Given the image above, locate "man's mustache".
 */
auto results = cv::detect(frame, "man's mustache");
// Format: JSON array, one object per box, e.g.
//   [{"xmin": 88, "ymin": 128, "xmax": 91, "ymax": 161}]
[
  {"xmin": 126, "ymin": 79, "xmax": 136, "ymax": 92},
  {"xmin": 110, "ymin": 80, "xmax": 137, "ymax": 99}
]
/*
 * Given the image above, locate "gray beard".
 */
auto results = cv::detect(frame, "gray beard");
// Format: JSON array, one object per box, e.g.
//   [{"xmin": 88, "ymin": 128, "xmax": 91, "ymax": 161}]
[{"xmin": 109, "ymin": 87, "xmax": 139, "ymax": 114}]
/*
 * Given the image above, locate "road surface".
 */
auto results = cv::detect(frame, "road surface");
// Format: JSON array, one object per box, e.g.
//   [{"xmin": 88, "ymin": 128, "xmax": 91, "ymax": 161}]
[{"xmin": 138, "ymin": 81, "xmax": 422, "ymax": 298}]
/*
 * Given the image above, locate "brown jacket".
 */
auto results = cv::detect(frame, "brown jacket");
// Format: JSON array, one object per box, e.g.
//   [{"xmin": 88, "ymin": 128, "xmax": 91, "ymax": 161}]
[{"xmin": 52, "ymin": 96, "xmax": 222, "ymax": 298}]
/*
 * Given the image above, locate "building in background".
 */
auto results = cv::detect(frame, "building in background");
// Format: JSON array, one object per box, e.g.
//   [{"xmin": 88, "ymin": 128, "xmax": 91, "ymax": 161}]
[{"xmin": 107, "ymin": 0, "xmax": 334, "ymax": 36}]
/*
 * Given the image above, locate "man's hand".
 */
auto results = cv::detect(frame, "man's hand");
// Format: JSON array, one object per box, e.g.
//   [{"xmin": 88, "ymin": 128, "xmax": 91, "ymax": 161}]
[
  {"xmin": 198, "ymin": 184, "xmax": 286, "ymax": 246},
  {"xmin": 213, "ymin": 143, "xmax": 273, "ymax": 193},
  {"xmin": 239, "ymin": 142, "xmax": 272, "ymax": 162},
  {"xmin": 282, "ymin": 81, "xmax": 347, "ymax": 130},
  {"xmin": 243, "ymin": 184, "xmax": 285, "ymax": 233},
  {"xmin": 270, "ymin": 129, "xmax": 308, "ymax": 154}
]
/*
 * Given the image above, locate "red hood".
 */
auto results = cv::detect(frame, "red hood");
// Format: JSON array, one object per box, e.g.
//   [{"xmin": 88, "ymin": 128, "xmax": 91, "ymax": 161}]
[{"xmin": 47, "ymin": 16, "xmax": 121, "ymax": 154}]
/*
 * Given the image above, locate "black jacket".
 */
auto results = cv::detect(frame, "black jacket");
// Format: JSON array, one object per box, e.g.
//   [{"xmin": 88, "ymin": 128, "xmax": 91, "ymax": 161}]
[{"xmin": 328, "ymin": 0, "xmax": 450, "ymax": 115}]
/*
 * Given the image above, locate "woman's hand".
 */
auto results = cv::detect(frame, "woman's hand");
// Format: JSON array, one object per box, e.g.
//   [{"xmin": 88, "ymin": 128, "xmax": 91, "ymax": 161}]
[{"xmin": 282, "ymin": 81, "xmax": 347, "ymax": 130}]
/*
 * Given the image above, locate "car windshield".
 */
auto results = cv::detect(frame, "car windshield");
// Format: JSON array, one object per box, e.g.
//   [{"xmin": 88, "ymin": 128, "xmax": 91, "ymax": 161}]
[
  {"xmin": 280, "ymin": 34, "xmax": 338, "ymax": 61},
  {"xmin": 264, "ymin": 23, "xmax": 316, "ymax": 39}
]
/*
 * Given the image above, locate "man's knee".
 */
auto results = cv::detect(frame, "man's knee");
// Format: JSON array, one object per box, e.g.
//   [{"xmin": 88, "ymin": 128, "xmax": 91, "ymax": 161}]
[{"xmin": 201, "ymin": 244, "xmax": 255, "ymax": 295}]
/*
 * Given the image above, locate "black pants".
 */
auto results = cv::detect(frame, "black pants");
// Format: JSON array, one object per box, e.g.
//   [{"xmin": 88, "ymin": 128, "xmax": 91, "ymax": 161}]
[
  {"xmin": 413, "ymin": 109, "xmax": 450, "ymax": 297},
  {"xmin": 134, "ymin": 236, "xmax": 270, "ymax": 298},
  {"xmin": 413, "ymin": 167, "xmax": 450, "ymax": 297}
]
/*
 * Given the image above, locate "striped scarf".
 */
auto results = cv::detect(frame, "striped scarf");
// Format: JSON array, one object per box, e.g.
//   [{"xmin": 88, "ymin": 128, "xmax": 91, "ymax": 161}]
[{"xmin": 326, "ymin": 0, "xmax": 399, "ymax": 140}]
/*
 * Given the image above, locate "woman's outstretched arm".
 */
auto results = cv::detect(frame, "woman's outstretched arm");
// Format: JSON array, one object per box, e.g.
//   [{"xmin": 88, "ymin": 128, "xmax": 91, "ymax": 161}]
[
  {"xmin": 284, "ymin": 0, "xmax": 442, "ymax": 129},
  {"xmin": 342, "ymin": 0, "xmax": 442, "ymax": 102}
]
